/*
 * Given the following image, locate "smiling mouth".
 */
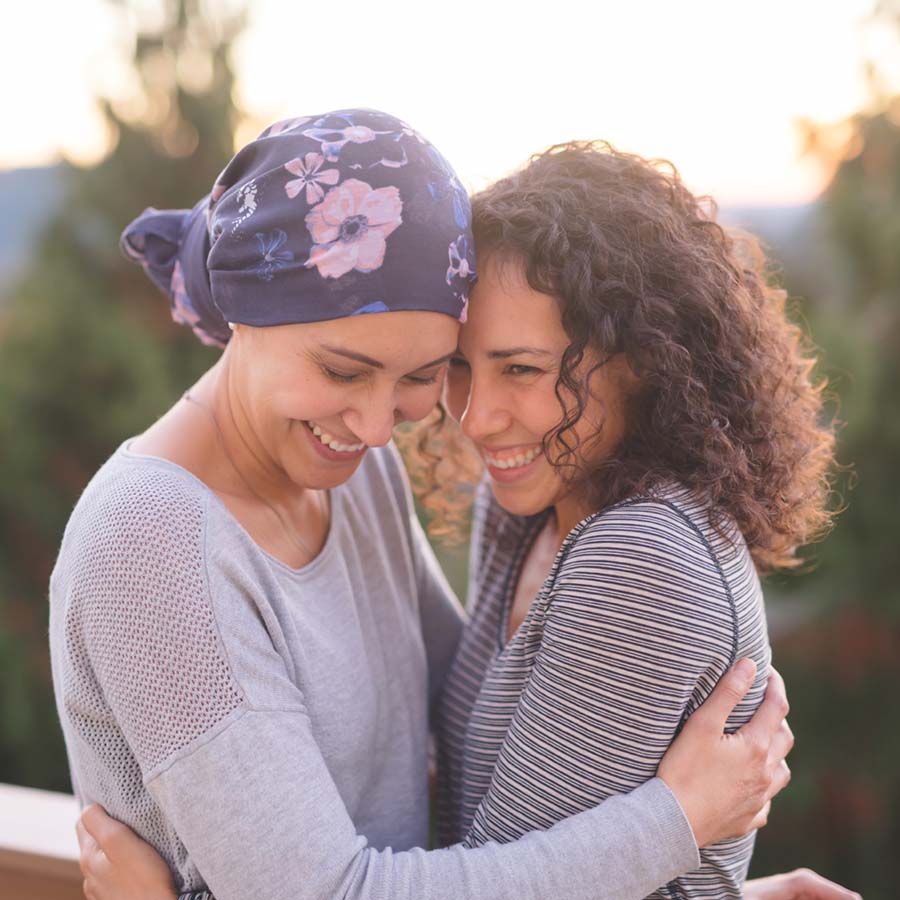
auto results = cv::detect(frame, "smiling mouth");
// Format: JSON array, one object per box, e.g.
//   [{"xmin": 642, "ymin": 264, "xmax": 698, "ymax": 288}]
[
  {"xmin": 304, "ymin": 421, "xmax": 366, "ymax": 453},
  {"xmin": 483, "ymin": 446, "xmax": 542, "ymax": 470}
]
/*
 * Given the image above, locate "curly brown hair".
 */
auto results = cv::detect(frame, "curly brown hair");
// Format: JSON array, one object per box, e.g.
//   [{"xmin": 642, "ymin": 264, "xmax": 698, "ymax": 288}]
[{"xmin": 409, "ymin": 141, "xmax": 837, "ymax": 572}]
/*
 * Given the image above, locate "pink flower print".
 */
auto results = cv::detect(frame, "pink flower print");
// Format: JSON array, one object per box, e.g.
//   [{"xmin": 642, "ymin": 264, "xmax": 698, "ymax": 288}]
[
  {"xmin": 305, "ymin": 179, "xmax": 403, "ymax": 279},
  {"xmin": 284, "ymin": 153, "xmax": 340, "ymax": 204},
  {"xmin": 303, "ymin": 124, "xmax": 388, "ymax": 161}
]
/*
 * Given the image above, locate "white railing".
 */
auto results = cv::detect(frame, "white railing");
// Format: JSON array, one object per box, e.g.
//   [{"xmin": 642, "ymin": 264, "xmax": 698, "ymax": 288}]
[{"xmin": 0, "ymin": 782, "xmax": 82, "ymax": 899}]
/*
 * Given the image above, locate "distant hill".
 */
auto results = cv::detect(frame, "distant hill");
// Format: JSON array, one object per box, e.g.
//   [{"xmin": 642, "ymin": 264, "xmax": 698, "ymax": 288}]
[
  {"xmin": 0, "ymin": 166, "xmax": 826, "ymax": 301},
  {"xmin": 721, "ymin": 203, "xmax": 817, "ymax": 244},
  {"xmin": 0, "ymin": 165, "xmax": 66, "ymax": 295},
  {"xmin": 720, "ymin": 202, "xmax": 834, "ymax": 301}
]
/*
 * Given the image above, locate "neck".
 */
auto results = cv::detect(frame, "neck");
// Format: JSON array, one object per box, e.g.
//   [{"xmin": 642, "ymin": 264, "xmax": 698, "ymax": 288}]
[
  {"xmin": 552, "ymin": 490, "xmax": 593, "ymax": 549},
  {"xmin": 189, "ymin": 358, "xmax": 305, "ymax": 511}
]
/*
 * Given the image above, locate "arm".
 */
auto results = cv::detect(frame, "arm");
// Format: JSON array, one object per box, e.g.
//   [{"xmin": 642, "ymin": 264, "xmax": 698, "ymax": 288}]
[
  {"xmin": 79, "ymin": 658, "xmax": 792, "ymax": 900},
  {"xmin": 79, "ymin": 833, "xmax": 862, "ymax": 900},
  {"xmin": 82, "ymin": 711, "xmax": 698, "ymax": 900},
  {"xmin": 73, "ymin": 485, "xmax": 698, "ymax": 900},
  {"xmin": 461, "ymin": 499, "xmax": 769, "ymax": 899}
]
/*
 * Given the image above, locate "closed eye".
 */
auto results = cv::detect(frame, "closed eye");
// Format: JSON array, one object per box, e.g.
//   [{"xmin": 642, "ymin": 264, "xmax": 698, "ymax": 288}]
[
  {"xmin": 322, "ymin": 366, "xmax": 361, "ymax": 383},
  {"xmin": 404, "ymin": 372, "xmax": 441, "ymax": 385}
]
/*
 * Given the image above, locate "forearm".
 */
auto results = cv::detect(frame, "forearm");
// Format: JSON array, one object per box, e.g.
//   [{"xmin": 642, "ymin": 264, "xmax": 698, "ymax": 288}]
[{"xmin": 156, "ymin": 712, "xmax": 697, "ymax": 900}]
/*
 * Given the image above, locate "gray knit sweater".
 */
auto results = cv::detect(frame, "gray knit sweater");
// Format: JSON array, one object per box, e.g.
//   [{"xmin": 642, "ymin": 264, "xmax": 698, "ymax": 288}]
[{"xmin": 49, "ymin": 441, "xmax": 698, "ymax": 900}]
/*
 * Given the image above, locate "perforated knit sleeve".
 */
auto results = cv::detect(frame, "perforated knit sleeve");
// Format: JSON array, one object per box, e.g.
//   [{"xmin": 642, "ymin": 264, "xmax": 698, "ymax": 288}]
[{"xmin": 59, "ymin": 464, "xmax": 249, "ymax": 780}]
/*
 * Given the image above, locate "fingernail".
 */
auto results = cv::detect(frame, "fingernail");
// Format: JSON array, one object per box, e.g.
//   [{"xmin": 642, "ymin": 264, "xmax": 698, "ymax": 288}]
[{"xmin": 734, "ymin": 658, "xmax": 755, "ymax": 682}]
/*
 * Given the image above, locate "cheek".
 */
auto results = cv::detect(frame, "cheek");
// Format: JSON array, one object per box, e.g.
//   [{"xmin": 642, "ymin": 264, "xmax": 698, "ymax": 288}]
[
  {"xmin": 518, "ymin": 378, "xmax": 568, "ymax": 437},
  {"xmin": 267, "ymin": 378, "xmax": 345, "ymax": 425},
  {"xmin": 401, "ymin": 383, "xmax": 444, "ymax": 423}
]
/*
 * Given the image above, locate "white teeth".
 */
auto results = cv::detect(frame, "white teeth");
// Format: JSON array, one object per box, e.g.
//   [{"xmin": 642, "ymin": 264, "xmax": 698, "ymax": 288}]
[
  {"xmin": 486, "ymin": 447, "xmax": 540, "ymax": 469},
  {"xmin": 307, "ymin": 421, "xmax": 365, "ymax": 453}
]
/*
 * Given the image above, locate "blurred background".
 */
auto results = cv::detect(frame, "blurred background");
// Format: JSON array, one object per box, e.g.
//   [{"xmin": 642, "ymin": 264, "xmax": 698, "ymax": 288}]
[{"xmin": 1, "ymin": 0, "xmax": 898, "ymax": 897}]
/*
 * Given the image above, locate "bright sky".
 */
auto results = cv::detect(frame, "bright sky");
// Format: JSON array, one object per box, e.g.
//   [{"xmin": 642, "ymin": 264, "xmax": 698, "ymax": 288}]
[{"xmin": 5, "ymin": 0, "xmax": 899, "ymax": 204}]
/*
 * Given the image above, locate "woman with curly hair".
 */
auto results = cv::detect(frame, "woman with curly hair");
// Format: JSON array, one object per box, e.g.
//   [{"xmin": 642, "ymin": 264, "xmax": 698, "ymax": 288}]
[
  {"xmin": 74, "ymin": 136, "xmax": 855, "ymax": 900},
  {"xmin": 432, "ymin": 141, "xmax": 838, "ymax": 899}
]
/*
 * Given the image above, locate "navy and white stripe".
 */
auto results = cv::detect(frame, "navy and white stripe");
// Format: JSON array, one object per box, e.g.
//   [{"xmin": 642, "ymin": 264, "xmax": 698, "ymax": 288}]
[{"xmin": 436, "ymin": 479, "xmax": 770, "ymax": 900}]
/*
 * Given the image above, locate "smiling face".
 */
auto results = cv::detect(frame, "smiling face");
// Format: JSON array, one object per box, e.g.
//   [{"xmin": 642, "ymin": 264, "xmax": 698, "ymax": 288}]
[
  {"xmin": 225, "ymin": 310, "xmax": 459, "ymax": 490},
  {"xmin": 448, "ymin": 257, "xmax": 636, "ymax": 526}
]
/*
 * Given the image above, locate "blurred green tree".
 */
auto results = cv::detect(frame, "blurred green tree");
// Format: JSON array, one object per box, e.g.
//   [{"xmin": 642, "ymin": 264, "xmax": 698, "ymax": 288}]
[
  {"xmin": 749, "ymin": 6, "xmax": 900, "ymax": 896},
  {"xmin": 0, "ymin": 0, "xmax": 243, "ymax": 790}
]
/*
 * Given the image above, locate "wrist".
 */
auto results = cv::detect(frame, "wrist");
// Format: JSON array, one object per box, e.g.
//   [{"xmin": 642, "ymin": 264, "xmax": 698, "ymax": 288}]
[{"xmin": 658, "ymin": 773, "xmax": 709, "ymax": 848}]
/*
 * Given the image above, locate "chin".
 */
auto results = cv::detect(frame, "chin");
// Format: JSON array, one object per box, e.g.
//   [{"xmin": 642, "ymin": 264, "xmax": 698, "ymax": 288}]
[
  {"xmin": 283, "ymin": 447, "xmax": 366, "ymax": 491},
  {"xmin": 489, "ymin": 482, "xmax": 552, "ymax": 519}
]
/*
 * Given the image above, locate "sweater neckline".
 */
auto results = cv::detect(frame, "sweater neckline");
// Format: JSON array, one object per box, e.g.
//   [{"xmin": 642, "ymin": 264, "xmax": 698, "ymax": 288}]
[{"xmin": 117, "ymin": 438, "xmax": 344, "ymax": 579}]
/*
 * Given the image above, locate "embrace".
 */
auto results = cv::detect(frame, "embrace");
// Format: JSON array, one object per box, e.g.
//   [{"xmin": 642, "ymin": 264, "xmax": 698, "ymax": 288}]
[{"xmin": 51, "ymin": 109, "xmax": 854, "ymax": 900}]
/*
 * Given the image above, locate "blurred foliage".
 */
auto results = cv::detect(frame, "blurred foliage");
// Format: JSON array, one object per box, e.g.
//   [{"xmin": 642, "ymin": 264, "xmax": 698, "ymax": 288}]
[
  {"xmin": 0, "ymin": 0, "xmax": 241, "ymax": 789},
  {"xmin": 0, "ymin": 1, "xmax": 898, "ymax": 898},
  {"xmin": 747, "ymin": 22, "xmax": 900, "ymax": 900}
]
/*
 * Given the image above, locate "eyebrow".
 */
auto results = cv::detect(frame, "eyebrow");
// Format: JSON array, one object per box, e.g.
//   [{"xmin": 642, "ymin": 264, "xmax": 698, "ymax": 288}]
[
  {"xmin": 319, "ymin": 344, "xmax": 455, "ymax": 371},
  {"xmin": 486, "ymin": 347, "xmax": 555, "ymax": 360}
]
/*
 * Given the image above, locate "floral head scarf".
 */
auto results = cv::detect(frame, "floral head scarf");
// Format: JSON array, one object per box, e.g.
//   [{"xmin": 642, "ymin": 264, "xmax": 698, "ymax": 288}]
[{"xmin": 121, "ymin": 109, "xmax": 476, "ymax": 347}]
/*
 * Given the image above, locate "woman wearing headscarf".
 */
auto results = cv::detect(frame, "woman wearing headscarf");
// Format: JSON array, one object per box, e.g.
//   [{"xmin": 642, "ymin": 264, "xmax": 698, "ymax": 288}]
[{"xmin": 57, "ymin": 111, "xmax": 792, "ymax": 900}]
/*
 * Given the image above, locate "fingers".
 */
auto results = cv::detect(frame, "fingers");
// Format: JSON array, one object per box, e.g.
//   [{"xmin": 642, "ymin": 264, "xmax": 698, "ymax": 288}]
[
  {"xmin": 769, "ymin": 719, "xmax": 795, "ymax": 765},
  {"xmin": 789, "ymin": 868, "xmax": 863, "ymax": 900},
  {"xmin": 749, "ymin": 799, "xmax": 771, "ymax": 831},
  {"xmin": 740, "ymin": 668, "xmax": 789, "ymax": 742},
  {"xmin": 75, "ymin": 817, "xmax": 101, "ymax": 876},
  {"xmin": 80, "ymin": 803, "xmax": 131, "ymax": 860},
  {"xmin": 76, "ymin": 813, "xmax": 112, "ymax": 900},
  {"xmin": 766, "ymin": 759, "xmax": 792, "ymax": 802},
  {"xmin": 690, "ymin": 657, "xmax": 758, "ymax": 733}
]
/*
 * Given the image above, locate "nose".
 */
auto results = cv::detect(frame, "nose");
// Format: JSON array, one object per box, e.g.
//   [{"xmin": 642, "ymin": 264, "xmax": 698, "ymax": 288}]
[
  {"xmin": 460, "ymin": 373, "xmax": 511, "ymax": 444},
  {"xmin": 343, "ymin": 394, "xmax": 400, "ymax": 448}
]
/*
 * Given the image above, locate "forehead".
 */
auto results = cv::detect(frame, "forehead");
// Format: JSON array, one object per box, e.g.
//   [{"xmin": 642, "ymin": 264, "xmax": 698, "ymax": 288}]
[
  {"xmin": 258, "ymin": 310, "xmax": 459, "ymax": 365},
  {"xmin": 460, "ymin": 257, "xmax": 566, "ymax": 351}
]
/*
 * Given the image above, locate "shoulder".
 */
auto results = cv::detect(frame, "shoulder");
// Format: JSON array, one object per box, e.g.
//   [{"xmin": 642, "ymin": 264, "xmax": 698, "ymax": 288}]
[
  {"xmin": 53, "ymin": 448, "xmax": 219, "ymax": 605},
  {"xmin": 550, "ymin": 486, "xmax": 737, "ymax": 624},
  {"xmin": 561, "ymin": 486, "xmax": 725, "ymax": 573},
  {"xmin": 66, "ymin": 448, "xmax": 211, "ymax": 545}
]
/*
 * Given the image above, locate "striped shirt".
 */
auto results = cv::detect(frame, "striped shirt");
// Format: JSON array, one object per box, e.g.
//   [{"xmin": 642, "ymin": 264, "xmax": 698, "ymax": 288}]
[{"xmin": 436, "ymin": 479, "xmax": 771, "ymax": 899}]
